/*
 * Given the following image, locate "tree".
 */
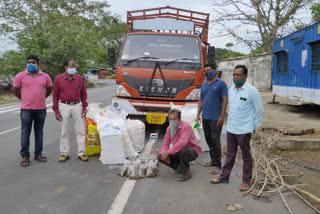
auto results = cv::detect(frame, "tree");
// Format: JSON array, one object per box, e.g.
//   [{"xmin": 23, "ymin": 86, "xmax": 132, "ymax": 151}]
[
  {"xmin": 0, "ymin": 50, "xmax": 25, "ymax": 89},
  {"xmin": 225, "ymin": 42, "xmax": 234, "ymax": 57},
  {"xmin": 0, "ymin": 0, "xmax": 125, "ymax": 78},
  {"xmin": 215, "ymin": 48, "xmax": 246, "ymax": 61},
  {"xmin": 211, "ymin": 0, "xmax": 312, "ymax": 54},
  {"xmin": 311, "ymin": 3, "xmax": 320, "ymax": 22}
]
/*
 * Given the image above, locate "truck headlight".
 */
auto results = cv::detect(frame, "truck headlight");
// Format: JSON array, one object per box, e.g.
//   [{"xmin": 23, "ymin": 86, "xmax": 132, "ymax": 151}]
[
  {"xmin": 116, "ymin": 83, "xmax": 131, "ymax": 97},
  {"xmin": 185, "ymin": 88, "xmax": 201, "ymax": 100}
]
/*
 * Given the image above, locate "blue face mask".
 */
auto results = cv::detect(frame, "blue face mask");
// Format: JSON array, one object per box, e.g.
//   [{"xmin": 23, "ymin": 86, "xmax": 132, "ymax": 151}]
[
  {"xmin": 206, "ymin": 70, "xmax": 216, "ymax": 80},
  {"xmin": 27, "ymin": 64, "xmax": 37, "ymax": 72}
]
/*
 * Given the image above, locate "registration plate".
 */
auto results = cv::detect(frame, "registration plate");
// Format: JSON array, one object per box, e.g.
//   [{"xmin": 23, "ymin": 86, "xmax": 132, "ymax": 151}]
[{"xmin": 146, "ymin": 113, "xmax": 167, "ymax": 125}]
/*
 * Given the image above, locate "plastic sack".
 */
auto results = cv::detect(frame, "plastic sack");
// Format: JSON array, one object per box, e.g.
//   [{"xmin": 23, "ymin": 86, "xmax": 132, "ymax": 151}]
[
  {"xmin": 85, "ymin": 117, "xmax": 101, "ymax": 156},
  {"xmin": 99, "ymin": 134, "xmax": 125, "ymax": 164},
  {"xmin": 128, "ymin": 159, "xmax": 140, "ymax": 180},
  {"xmin": 138, "ymin": 160, "xmax": 148, "ymax": 178},
  {"xmin": 121, "ymin": 129, "xmax": 139, "ymax": 159},
  {"xmin": 146, "ymin": 159, "xmax": 158, "ymax": 177},
  {"xmin": 170, "ymin": 103, "xmax": 197, "ymax": 124},
  {"xmin": 199, "ymin": 125, "xmax": 210, "ymax": 152},
  {"xmin": 118, "ymin": 159, "xmax": 131, "ymax": 177},
  {"xmin": 190, "ymin": 119, "xmax": 201, "ymax": 143},
  {"xmin": 126, "ymin": 119, "xmax": 145, "ymax": 153}
]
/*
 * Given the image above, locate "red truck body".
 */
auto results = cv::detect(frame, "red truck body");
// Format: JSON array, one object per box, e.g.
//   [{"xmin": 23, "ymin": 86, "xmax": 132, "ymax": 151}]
[{"xmin": 111, "ymin": 6, "xmax": 210, "ymax": 124}]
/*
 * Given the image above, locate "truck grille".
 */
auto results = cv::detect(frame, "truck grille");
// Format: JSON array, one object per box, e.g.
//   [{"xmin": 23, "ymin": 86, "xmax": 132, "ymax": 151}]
[{"xmin": 124, "ymin": 75, "xmax": 194, "ymax": 98}]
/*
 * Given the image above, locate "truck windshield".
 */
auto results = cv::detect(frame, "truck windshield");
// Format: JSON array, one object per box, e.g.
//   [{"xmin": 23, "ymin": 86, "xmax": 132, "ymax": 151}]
[{"xmin": 119, "ymin": 34, "xmax": 201, "ymax": 70}]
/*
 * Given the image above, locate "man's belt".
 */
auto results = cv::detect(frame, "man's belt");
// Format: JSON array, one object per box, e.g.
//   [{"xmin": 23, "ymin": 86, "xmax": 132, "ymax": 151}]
[{"xmin": 61, "ymin": 101, "xmax": 80, "ymax": 105}]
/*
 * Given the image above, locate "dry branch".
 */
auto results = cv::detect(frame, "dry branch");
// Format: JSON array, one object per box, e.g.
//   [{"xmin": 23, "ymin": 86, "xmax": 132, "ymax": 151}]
[{"xmin": 223, "ymin": 133, "xmax": 319, "ymax": 213}]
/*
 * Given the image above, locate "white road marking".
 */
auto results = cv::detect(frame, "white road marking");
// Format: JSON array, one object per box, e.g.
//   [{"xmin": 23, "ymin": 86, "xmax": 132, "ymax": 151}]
[
  {"xmin": 106, "ymin": 179, "xmax": 137, "ymax": 214},
  {"xmin": 0, "ymin": 105, "xmax": 20, "ymax": 111},
  {"xmin": 0, "ymin": 127, "xmax": 20, "ymax": 135},
  {"xmin": 0, "ymin": 106, "xmax": 20, "ymax": 114},
  {"xmin": 106, "ymin": 126, "xmax": 161, "ymax": 214},
  {"xmin": 11, "ymin": 103, "xmax": 53, "ymax": 114}
]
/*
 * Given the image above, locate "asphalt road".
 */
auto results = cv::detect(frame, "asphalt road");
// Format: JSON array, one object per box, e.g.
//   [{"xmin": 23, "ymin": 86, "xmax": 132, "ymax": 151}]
[{"xmin": 0, "ymin": 79, "xmax": 315, "ymax": 214}]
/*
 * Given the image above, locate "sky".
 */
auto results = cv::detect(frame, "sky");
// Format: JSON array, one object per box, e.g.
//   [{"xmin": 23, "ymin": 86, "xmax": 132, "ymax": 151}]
[
  {"xmin": 107, "ymin": 0, "xmax": 247, "ymax": 52},
  {"xmin": 0, "ymin": 0, "xmax": 313, "ymax": 56}
]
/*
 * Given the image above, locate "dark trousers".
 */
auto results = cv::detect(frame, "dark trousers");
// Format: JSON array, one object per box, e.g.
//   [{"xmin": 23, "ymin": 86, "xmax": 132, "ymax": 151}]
[
  {"xmin": 20, "ymin": 109, "xmax": 47, "ymax": 157},
  {"xmin": 220, "ymin": 132, "xmax": 252, "ymax": 185},
  {"xmin": 202, "ymin": 119, "xmax": 222, "ymax": 168},
  {"xmin": 157, "ymin": 146, "xmax": 198, "ymax": 174}
]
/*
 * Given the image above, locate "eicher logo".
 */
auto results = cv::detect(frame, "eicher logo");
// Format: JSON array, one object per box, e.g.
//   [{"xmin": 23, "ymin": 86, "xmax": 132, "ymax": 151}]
[
  {"xmin": 139, "ymin": 79, "xmax": 178, "ymax": 95},
  {"xmin": 152, "ymin": 79, "xmax": 164, "ymax": 87}
]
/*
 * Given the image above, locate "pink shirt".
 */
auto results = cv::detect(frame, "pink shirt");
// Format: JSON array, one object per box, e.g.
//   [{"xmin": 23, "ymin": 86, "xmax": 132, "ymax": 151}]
[
  {"xmin": 13, "ymin": 70, "xmax": 53, "ymax": 110},
  {"xmin": 161, "ymin": 121, "xmax": 202, "ymax": 155},
  {"xmin": 52, "ymin": 73, "xmax": 88, "ymax": 113}
]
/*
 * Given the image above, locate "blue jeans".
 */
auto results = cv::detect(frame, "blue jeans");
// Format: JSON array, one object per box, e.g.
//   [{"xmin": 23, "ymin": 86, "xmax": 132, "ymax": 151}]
[{"xmin": 20, "ymin": 109, "xmax": 47, "ymax": 157}]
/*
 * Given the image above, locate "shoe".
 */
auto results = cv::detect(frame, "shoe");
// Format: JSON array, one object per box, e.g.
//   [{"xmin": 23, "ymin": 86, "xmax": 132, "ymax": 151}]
[
  {"xmin": 210, "ymin": 177, "xmax": 229, "ymax": 184},
  {"xmin": 58, "ymin": 155, "xmax": 69, "ymax": 162},
  {"xmin": 78, "ymin": 155, "xmax": 88, "ymax": 162},
  {"xmin": 240, "ymin": 183, "xmax": 250, "ymax": 192}
]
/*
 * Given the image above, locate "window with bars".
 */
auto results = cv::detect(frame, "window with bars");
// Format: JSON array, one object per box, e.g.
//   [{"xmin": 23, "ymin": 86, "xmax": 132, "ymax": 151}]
[
  {"xmin": 276, "ymin": 51, "xmax": 288, "ymax": 73},
  {"xmin": 311, "ymin": 40, "xmax": 320, "ymax": 72}
]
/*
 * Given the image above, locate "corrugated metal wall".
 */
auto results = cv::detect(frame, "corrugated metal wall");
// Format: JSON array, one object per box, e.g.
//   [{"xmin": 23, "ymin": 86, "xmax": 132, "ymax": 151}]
[{"xmin": 272, "ymin": 22, "xmax": 320, "ymax": 104}]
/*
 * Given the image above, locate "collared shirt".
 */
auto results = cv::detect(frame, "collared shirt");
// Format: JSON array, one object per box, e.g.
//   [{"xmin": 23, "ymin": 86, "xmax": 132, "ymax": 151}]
[
  {"xmin": 227, "ymin": 82, "xmax": 264, "ymax": 134},
  {"xmin": 52, "ymin": 73, "xmax": 88, "ymax": 113},
  {"xmin": 161, "ymin": 121, "xmax": 202, "ymax": 155},
  {"xmin": 200, "ymin": 78, "xmax": 228, "ymax": 120},
  {"xmin": 13, "ymin": 69, "xmax": 52, "ymax": 110}
]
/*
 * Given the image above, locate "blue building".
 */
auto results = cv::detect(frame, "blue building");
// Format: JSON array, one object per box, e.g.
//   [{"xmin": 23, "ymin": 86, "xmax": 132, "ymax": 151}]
[{"xmin": 273, "ymin": 22, "xmax": 320, "ymax": 104}]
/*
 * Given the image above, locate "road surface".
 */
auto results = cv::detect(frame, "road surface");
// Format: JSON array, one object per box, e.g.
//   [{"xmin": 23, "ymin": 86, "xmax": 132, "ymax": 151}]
[{"xmin": 0, "ymin": 80, "xmax": 315, "ymax": 214}]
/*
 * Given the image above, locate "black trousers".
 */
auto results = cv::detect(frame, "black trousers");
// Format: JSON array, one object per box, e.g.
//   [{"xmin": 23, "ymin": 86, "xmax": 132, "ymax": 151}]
[
  {"xmin": 158, "ymin": 146, "xmax": 198, "ymax": 174},
  {"xmin": 202, "ymin": 119, "xmax": 222, "ymax": 169}
]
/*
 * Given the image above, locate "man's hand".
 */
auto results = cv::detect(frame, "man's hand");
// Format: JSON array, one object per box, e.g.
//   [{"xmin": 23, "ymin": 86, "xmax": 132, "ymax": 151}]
[
  {"xmin": 161, "ymin": 152, "xmax": 170, "ymax": 164},
  {"xmin": 82, "ymin": 109, "xmax": 86, "ymax": 118},
  {"xmin": 217, "ymin": 115, "xmax": 224, "ymax": 129},
  {"xmin": 55, "ymin": 112, "xmax": 62, "ymax": 121},
  {"xmin": 196, "ymin": 114, "xmax": 201, "ymax": 126}
]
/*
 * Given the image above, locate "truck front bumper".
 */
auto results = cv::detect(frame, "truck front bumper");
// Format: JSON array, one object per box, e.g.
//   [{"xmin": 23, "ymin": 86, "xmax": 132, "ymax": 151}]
[{"xmin": 112, "ymin": 97, "xmax": 198, "ymax": 115}]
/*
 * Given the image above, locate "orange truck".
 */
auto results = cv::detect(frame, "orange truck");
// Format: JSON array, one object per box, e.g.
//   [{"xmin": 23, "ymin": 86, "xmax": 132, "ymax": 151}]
[{"xmin": 108, "ymin": 6, "xmax": 215, "ymax": 125}]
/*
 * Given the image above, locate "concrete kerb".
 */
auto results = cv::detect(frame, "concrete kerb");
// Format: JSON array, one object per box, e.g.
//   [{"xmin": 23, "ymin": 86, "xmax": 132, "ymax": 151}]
[{"xmin": 275, "ymin": 137, "xmax": 320, "ymax": 151}]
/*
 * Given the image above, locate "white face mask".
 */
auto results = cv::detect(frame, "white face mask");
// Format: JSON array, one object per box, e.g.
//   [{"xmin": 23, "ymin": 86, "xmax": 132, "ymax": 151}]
[
  {"xmin": 67, "ymin": 68, "xmax": 77, "ymax": 75},
  {"xmin": 169, "ymin": 119, "xmax": 180, "ymax": 137}
]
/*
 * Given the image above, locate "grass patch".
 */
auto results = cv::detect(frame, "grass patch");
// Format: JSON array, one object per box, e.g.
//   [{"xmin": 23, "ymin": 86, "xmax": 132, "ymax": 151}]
[{"xmin": 0, "ymin": 93, "xmax": 18, "ymax": 104}]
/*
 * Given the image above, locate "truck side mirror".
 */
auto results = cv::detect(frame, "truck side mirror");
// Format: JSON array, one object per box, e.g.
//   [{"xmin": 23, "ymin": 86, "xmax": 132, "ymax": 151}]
[
  {"xmin": 207, "ymin": 46, "xmax": 215, "ymax": 65},
  {"xmin": 108, "ymin": 48, "xmax": 116, "ymax": 68}
]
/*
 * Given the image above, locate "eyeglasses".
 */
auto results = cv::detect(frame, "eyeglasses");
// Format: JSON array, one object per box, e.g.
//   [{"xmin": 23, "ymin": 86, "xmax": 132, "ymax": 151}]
[{"xmin": 233, "ymin": 74, "xmax": 244, "ymax": 77}]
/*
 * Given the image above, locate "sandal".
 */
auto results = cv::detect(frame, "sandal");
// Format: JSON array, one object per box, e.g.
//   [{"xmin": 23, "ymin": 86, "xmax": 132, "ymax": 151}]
[
  {"xmin": 210, "ymin": 178, "xmax": 229, "ymax": 184},
  {"xmin": 177, "ymin": 174, "xmax": 192, "ymax": 182},
  {"xmin": 34, "ymin": 154, "xmax": 47, "ymax": 162},
  {"xmin": 21, "ymin": 157, "xmax": 30, "ymax": 167},
  {"xmin": 210, "ymin": 167, "xmax": 221, "ymax": 175},
  {"xmin": 203, "ymin": 161, "xmax": 213, "ymax": 167}
]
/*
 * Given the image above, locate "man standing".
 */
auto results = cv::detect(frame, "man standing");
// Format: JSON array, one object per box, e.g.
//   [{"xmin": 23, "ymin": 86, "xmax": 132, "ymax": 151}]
[
  {"xmin": 211, "ymin": 65, "xmax": 264, "ymax": 192},
  {"xmin": 52, "ymin": 59, "xmax": 88, "ymax": 162},
  {"xmin": 13, "ymin": 55, "xmax": 53, "ymax": 167},
  {"xmin": 158, "ymin": 109, "xmax": 202, "ymax": 182},
  {"xmin": 197, "ymin": 63, "xmax": 228, "ymax": 174}
]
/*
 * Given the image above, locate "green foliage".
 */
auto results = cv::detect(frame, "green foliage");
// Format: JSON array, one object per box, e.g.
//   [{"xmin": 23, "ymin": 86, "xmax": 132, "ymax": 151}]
[
  {"xmin": 215, "ymin": 48, "xmax": 246, "ymax": 61},
  {"xmin": 311, "ymin": 3, "xmax": 320, "ymax": 22},
  {"xmin": 0, "ymin": 0, "xmax": 126, "ymax": 79},
  {"xmin": 0, "ymin": 51, "xmax": 26, "ymax": 77},
  {"xmin": 225, "ymin": 43, "xmax": 234, "ymax": 48}
]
